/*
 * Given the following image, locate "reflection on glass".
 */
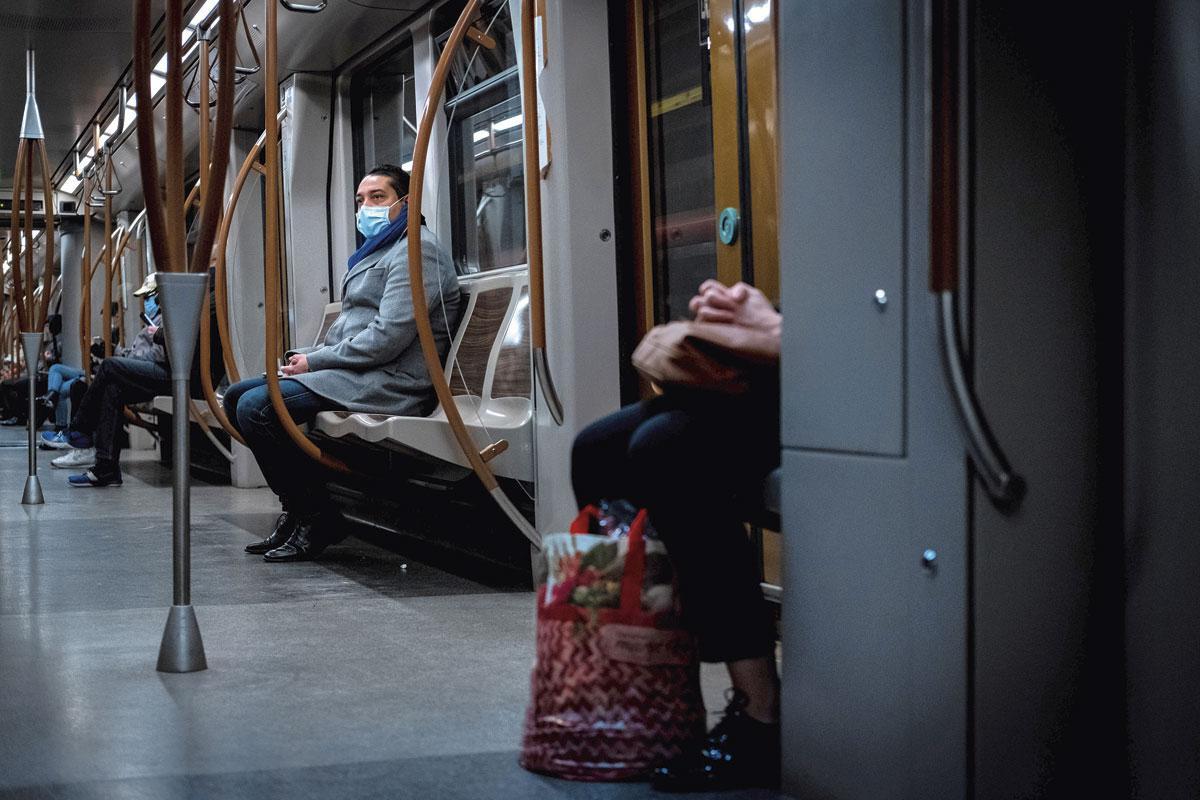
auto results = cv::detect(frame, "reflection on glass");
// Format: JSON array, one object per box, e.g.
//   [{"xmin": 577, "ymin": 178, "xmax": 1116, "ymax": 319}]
[
  {"xmin": 645, "ymin": 0, "xmax": 717, "ymax": 322},
  {"xmin": 449, "ymin": 77, "xmax": 527, "ymax": 274}
]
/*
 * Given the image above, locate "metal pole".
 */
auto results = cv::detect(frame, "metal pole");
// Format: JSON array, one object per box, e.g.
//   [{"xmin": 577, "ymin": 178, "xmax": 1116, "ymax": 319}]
[
  {"xmin": 20, "ymin": 331, "xmax": 44, "ymax": 505},
  {"xmin": 155, "ymin": 272, "xmax": 208, "ymax": 673}
]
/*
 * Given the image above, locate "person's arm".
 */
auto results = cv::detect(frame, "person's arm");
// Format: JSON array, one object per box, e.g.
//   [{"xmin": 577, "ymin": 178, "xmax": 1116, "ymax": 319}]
[{"xmin": 302, "ymin": 256, "xmax": 420, "ymax": 373}]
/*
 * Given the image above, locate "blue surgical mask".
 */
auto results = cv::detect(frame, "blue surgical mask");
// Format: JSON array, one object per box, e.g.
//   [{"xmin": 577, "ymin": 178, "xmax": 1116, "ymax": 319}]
[
  {"xmin": 356, "ymin": 197, "xmax": 402, "ymax": 238},
  {"xmin": 143, "ymin": 295, "xmax": 159, "ymax": 320}
]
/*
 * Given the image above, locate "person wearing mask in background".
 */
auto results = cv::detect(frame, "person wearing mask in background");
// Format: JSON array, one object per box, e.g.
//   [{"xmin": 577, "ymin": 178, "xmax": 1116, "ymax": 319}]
[{"xmin": 48, "ymin": 273, "xmax": 169, "ymax": 483}]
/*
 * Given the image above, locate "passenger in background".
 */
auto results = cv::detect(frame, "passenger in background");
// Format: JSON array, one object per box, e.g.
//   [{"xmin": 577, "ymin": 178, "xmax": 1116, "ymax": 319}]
[
  {"xmin": 225, "ymin": 164, "xmax": 461, "ymax": 563},
  {"xmin": 571, "ymin": 280, "xmax": 782, "ymax": 793},
  {"xmin": 49, "ymin": 273, "xmax": 168, "ymax": 483}
]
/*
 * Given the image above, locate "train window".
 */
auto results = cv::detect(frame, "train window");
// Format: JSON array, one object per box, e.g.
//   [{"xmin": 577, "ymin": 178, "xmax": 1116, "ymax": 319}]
[
  {"xmin": 434, "ymin": 0, "xmax": 518, "ymax": 99},
  {"xmin": 644, "ymin": 0, "xmax": 718, "ymax": 321},
  {"xmin": 447, "ymin": 74, "xmax": 526, "ymax": 274},
  {"xmin": 351, "ymin": 41, "xmax": 417, "ymax": 182},
  {"xmin": 438, "ymin": 0, "xmax": 525, "ymax": 275}
]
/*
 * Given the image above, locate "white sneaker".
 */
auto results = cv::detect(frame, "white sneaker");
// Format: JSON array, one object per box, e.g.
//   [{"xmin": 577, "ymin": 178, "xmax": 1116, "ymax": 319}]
[{"xmin": 52, "ymin": 448, "xmax": 96, "ymax": 469}]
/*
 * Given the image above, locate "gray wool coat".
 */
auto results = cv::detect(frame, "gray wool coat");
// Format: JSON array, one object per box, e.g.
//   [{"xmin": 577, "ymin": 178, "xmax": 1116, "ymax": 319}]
[{"xmin": 288, "ymin": 226, "xmax": 462, "ymax": 415}]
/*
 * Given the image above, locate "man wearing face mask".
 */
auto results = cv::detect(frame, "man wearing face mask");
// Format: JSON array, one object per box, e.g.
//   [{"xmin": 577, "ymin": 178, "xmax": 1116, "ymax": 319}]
[
  {"xmin": 48, "ymin": 273, "xmax": 172, "ymax": 482},
  {"xmin": 223, "ymin": 164, "xmax": 462, "ymax": 562}
]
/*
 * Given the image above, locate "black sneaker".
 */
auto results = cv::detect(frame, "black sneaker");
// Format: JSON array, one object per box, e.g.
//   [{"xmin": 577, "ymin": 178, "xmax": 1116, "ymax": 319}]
[
  {"xmin": 651, "ymin": 689, "xmax": 781, "ymax": 793},
  {"xmin": 68, "ymin": 468, "xmax": 123, "ymax": 487}
]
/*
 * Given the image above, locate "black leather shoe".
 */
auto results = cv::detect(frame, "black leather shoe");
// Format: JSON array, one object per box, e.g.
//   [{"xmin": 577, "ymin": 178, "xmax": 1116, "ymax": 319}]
[
  {"xmin": 651, "ymin": 689, "xmax": 780, "ymax": 793},
  {"xmin": 245, "ymin": 512, "xmax": 298, "ymax": 555},
  {"xmin": 263, "ymin": 513, "xmax": 334, "ymax": 562}
]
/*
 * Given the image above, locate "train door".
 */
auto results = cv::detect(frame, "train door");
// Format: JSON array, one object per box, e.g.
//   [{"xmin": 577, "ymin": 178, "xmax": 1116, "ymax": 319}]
[{"xmin": 626, "ymin": 0, "xmax": 782, "ymax": 587}]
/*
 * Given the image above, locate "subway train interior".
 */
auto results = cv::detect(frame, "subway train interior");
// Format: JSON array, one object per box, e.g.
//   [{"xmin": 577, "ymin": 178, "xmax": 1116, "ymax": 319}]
[{"xmin": 0, "ymin": 1, "xmax": 1197, "ymax": 798}]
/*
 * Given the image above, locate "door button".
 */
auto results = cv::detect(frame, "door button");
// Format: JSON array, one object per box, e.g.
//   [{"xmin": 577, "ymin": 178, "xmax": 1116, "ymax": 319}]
[
  {"xmin": 921, "ymin": 548, "xmax": 938, "ymax": 571},
  {"xmin": 718, "ymin": 207, "xmax": 740, "ymax": 245}
]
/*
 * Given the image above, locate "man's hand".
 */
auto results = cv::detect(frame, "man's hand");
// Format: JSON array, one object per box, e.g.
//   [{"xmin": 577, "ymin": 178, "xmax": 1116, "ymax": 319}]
[
  {"xmin": 145, "ymin": 325, "xmax": 159, "ymax": 336},
  {"xmin": 688, "ymin": 280, "xmax": 781, "ymax": 337},
  {"xmin": 280, "ymin": 353, "xmax": 309, "ymax": 376}
]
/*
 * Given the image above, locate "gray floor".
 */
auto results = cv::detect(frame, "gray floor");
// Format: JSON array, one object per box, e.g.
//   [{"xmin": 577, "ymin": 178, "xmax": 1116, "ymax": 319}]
[{"xmin": 0, "ymin": 426, "xmax": 785, "ymax": 799}]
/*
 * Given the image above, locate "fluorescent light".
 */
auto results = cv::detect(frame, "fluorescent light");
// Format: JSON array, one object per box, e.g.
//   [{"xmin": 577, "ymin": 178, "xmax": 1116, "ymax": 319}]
[
  {"xmin": 153, "ymin": 54, "xmax": 169, "ymax": 75},
  {"xmin": 474, "ymin": 129, "xmax": 490, "ymax": 143},
  {"xmin": 492, "ymin": 115, "xmax": 522, "ymax": 132},
  {"xmin": 151, "ymin": 74, "xmax": 166, "ymax": 96},
  {"xmin": 104, "ymin": 116, "xmax": 122, "ymax": 136},
  {"xmin": 60, "ymin": 175, "xmax": 82, "ymax": 195},
  {"xmin": 401, "ymin": 161, "xmax": 413, "ymax": 172}
]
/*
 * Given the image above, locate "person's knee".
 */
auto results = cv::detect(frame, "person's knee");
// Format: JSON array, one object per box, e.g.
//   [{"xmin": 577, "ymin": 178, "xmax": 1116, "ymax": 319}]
[{"xmin": 236, "ymin": 391, "xmax": 274, "ymax": 435}]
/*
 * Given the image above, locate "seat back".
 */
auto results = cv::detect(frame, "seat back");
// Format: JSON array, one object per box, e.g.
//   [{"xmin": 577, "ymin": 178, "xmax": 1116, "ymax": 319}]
[
  {"xmin": 314, "ymin": 302, "xmax": 343, "ymax": 347},
  {"xmin": 308, "ymin": 267, "xmax": 531, "ymax": 407},
  {"xmin": 443, "ymin": 266, "xmax": 530, "ymax": 404}
]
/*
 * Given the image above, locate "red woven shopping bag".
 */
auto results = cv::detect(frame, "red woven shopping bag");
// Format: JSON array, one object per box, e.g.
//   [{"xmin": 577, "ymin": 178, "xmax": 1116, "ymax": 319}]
[{"xmin": 519, "ymin": 506, "xmax": 705, "ymax": 781}]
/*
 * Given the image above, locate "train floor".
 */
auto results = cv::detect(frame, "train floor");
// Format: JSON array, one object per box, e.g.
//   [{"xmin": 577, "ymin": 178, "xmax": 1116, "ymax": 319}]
[{"xmin": 0, "ymin": 426, "xmax": 784, "ymax": 799}]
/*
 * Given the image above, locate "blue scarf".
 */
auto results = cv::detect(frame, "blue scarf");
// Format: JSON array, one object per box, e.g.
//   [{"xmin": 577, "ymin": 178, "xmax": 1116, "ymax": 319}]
[{"xmin": 347, "ymin": 206, "xmax": 409, "ymax": 271}]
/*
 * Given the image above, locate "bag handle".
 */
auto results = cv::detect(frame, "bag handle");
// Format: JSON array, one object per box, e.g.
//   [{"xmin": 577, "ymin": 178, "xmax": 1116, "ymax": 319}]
[
  {"xmin": 619, "ymin": 510, "xmax": 648, "ymax": 617},
  {"xmin": 569, "ymin": 505, "xmax": 650, "ymax": 619}
]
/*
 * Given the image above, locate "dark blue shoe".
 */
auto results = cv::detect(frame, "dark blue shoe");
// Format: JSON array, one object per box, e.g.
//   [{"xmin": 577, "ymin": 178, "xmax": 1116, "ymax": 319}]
[
  {"xmin": 66, "ymin": 431, "xmax": 93, "ymax": 449},
  {"xmin": 68, "ymin": 469, "xmax": 122, "ymax": 488}
]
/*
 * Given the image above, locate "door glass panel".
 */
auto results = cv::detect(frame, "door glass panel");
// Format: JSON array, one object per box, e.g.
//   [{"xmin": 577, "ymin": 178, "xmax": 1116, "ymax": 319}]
[
  {"xmin": 644, "ymin": 0, "xmax": 717, "ymax": 322},
  {"xmin": 447, "ymin": 75, "xmax": 526, "ymax": 275}
]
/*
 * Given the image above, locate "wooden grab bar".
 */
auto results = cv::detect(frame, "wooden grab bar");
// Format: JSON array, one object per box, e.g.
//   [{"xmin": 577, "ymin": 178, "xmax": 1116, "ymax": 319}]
[
  {"xmin": 260, "ymin": 0, "xmax": 348, "ymax": 473},
  {"xmin": 408, "ymin": 0, "xmax": 538, "ymax": 546}
]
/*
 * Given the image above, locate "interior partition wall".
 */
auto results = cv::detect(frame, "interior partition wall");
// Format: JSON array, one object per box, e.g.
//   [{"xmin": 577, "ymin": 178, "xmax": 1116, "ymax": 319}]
[{"xmin": 777, "ymin": 1, "xmax": 1130, "ymax": 798}]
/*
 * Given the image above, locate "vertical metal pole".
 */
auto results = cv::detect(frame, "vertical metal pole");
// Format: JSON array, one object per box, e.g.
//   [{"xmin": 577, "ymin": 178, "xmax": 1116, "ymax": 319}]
[
  {"xmin": 155, "ymin": 272, "xmax": 208, "ymax": 673},
  {"xmin": 20, "ymin": 331, "xmax": 44, "ymax": 505}
]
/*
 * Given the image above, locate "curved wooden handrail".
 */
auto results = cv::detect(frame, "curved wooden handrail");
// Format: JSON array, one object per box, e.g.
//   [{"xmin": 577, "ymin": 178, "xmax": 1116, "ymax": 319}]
[
  {"xmin": 407, "ymin": 0, "xmax": 536, "ymax": 544},
  {"xmin": 102, "ymin": 157, "xmax": 115, "ymax": 355},
  {"xmin": 81, "ymin": 176, "xmax": 93, "ymax": 374},
  {"xmin": 35, "ymin": 142, "xmax": 56, "ymax": 328},
  {"xmin": 191, "ymin": 9, "xmax": 247, "ymax": 447},
  {"xmin": 519, "ymin": 0, "xmax": 563, "ymax": 426},
  {"xmin": 8, "ymin": 139, "xmax": 29, "ymax": 333},
  {"xmin": 133, "ymin": 0, "xmax": 170, "ymax": 276},
  {"xmin": 213, "ymin": 111, "xmax": 283, "ymax": 384},
  {"xmin": 260, "ymin": 0, "xmax": 348, "ymax": 473}
]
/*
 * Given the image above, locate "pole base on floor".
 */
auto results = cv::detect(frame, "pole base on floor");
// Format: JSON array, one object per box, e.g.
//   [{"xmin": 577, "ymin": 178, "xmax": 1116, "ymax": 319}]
[
  {"xmin": 21, "ymin": 475, "xmax": 44, "ymax": 505},
  {"xmin": 156, "ymin": 605, "xmax": 208, "ymax": 673}
]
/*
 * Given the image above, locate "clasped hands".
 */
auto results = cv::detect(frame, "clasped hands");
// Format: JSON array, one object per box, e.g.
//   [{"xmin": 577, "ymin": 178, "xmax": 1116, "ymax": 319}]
[{"xmin": 688, "ymin": 280, "xmax": 781, "ymax": 341}]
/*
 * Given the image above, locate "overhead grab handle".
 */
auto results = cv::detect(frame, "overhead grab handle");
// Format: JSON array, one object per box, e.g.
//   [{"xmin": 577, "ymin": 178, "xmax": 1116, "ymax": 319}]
[
  {"xmin": 279, "ymin": 0, "xmax": 326, "ymax": 13},
  {"xmin": 929, "ymin": 0, "xmax": 1024, "ymax": 513}
]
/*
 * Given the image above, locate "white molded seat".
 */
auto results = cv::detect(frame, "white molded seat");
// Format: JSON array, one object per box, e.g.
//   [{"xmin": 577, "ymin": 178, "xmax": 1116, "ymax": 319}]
[{"xmin": 313, "ymin": 265, "xmax": 533, "ymax": 482}]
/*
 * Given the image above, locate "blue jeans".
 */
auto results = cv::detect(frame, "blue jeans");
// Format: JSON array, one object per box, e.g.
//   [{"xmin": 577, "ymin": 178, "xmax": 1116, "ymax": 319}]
[
  {"xmin": 223, "ymin": 378, "xmax": 343, "ymax": 513},
  {"xmin": 48, "ymin": 364, "xmax": 85, "ymax": 428}
]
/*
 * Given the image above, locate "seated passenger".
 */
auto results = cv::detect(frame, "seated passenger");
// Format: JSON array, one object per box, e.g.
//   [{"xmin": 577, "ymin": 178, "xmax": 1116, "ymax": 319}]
[
  {"xmin": 225, "ymin": 163, "xmax": 461, "ymax": 563},
  {"xmin": 50, "ymin": 274, "xmax": 168, "ymax": 481},
  {"xmin": 570, "ymin": 280, "xmax": 782, "ymax": 793}
]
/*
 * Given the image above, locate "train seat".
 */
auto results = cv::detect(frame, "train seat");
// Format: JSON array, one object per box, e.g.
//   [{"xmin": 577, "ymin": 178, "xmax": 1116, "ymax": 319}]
[{"xmin": 313, "ymin": 265, "xmax": 533, "ymax": 482}]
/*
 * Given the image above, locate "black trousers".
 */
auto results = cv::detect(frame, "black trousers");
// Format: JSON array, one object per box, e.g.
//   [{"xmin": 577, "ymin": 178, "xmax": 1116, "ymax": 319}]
[
  {"xmin": 72, "ymin": 357, "xmax": 171, "ymax": 467},
  {"xmin": 571, "ymin": 391, "xmax": 779, "ymax": 663}
]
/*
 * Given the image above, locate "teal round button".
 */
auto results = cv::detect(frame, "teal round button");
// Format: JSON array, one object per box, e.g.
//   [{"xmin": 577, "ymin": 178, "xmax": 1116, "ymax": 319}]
[{"xmin": 718, "ymin": 207, "xmax": 739, "ymax": 245}]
